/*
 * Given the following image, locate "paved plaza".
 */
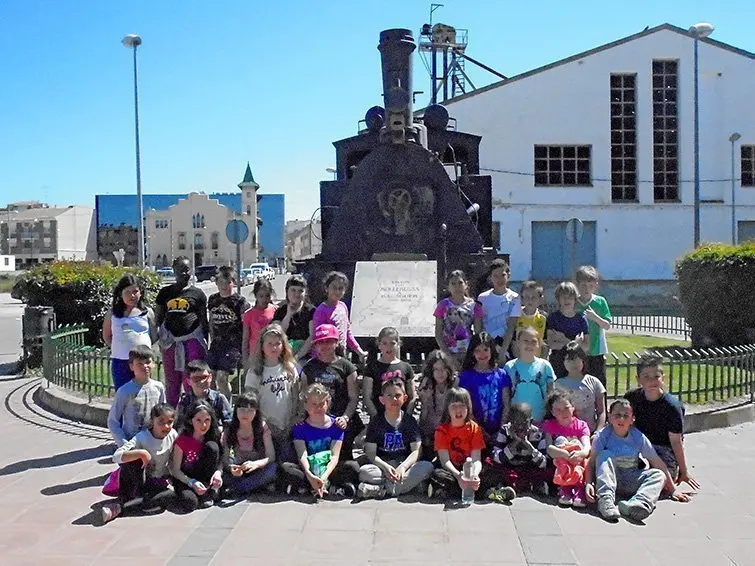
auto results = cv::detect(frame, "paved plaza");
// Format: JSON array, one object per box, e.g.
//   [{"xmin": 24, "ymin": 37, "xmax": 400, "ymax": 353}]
[{"xmin": 0, "ymin": 375, "xmax": 752, "ymax": 565}]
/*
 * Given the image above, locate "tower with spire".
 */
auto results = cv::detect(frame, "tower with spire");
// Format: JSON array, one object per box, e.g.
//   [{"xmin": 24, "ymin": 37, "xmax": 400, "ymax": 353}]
[{"xmin": 238, "ymin": 162, "xmax": 260, "ymax": 263}]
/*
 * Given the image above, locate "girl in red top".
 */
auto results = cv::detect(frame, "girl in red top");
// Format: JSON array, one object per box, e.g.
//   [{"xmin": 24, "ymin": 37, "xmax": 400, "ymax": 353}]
[
  {"xmin": 242, "ymin": 279, "xmax": 276, "ymax": 371},
  {"xmin": 430, "ymin": 387, "xmax": 490, "ymax": 500}
]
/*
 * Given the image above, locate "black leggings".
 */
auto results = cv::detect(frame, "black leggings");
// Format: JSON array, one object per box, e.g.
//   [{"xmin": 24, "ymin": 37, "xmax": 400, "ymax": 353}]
[
  {"xmin": 173, "ymin": 441, "xmax": 222, "ymax": 512},
  {"xmin": 280, "ymin": 460, "xmax": 359, "ymax": 491},
  {"xmin": 118, "ymin": 461, "xmax": 174, "ymax": 513},
  {"xmin": 430, "ymin": 466, "xmax": 498, "ymax": 499}
]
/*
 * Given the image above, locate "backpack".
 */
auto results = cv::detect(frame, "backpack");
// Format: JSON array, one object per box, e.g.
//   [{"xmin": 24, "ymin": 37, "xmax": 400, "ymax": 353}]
[{"xmin": 511, "ymin": 364, "xmax": 547, "ymax": 401}]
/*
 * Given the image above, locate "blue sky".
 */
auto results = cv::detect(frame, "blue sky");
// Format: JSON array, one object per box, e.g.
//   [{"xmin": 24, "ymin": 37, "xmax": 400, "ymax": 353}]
[{"xmin": 1, "ymin": 0, "xmax": 752, "ymax": 222}]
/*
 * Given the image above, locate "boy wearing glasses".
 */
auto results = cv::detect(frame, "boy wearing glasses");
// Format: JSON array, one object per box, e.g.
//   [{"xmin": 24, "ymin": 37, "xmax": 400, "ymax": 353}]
[{"xmin": 357, "ymin": 379, "xmax": 434, "ymax": 499}]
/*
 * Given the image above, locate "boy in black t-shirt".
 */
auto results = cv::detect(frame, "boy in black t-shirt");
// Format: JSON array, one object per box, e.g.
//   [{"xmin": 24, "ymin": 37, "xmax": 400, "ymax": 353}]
[
  {"xmin": 207, "ymin": 266, "xmax": 250, "ymax": 398},
  {"xmin": 357, "ymin": 379, "xmax": 434, "ymax": 499},
  {"xmin": 624, "ymin": 354, "xmax": 700, "ymax": 491}
]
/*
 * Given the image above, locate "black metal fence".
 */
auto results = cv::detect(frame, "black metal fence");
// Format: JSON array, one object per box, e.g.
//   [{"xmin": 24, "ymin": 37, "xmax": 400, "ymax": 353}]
[
  {"xmin": 611, "ymin": 315, "xmax": 691, "ymax": 340},
  {"xmin": 43, "ymin": 325, "xmax": 755, "ymax": 407}
]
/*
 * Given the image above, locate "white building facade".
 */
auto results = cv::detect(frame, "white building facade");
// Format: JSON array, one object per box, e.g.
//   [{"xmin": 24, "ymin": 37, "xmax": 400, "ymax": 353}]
[{"xmin": 442, "ymin": 24, "xmax": 755, "ymax": 305}]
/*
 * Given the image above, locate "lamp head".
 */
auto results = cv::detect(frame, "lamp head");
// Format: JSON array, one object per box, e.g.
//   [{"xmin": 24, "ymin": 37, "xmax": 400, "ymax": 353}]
[
  {"xmin": 689, "ymin": 23, "xmax": 714, "ymax": 38},
  {"xmin": 730, "ymin": 133, "xmax": 742, "ymax": 143},
  {"xmin": 122, "ymin": 34, "xmax": 142, "ymax": 48}
]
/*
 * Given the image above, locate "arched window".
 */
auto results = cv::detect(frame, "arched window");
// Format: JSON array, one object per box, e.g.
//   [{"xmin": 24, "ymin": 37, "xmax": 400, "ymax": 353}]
[
  {"xmin": 194, "ymin": 233, "xmax": 204, "ymax": 250},
  {"xmin": 246, "ymin": 205, "xmax": 252, "ymax": 215},
  {"xmin": 211, "ymin": 232, "xmax": 219, "ymax": 250}
]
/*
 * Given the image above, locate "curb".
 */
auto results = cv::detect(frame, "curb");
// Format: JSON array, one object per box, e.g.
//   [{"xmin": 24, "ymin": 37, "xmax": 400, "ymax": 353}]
[
  {"xmin": 684, "ymin": 402, "xmax": 755, "ymax": 433},
  {"xmin": 36, "ymin": 382, "xmax": 110, "ymax": 428}
]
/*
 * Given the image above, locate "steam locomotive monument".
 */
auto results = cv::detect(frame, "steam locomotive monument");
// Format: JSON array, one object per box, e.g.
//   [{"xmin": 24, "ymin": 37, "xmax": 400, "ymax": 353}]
[{"xmin": 296, "ymin": 28, "xmax": 506, "ymax": 349}]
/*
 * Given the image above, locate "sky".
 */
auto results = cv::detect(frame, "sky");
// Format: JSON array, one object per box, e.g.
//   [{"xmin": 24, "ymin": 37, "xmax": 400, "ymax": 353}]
[{"xmin": 1, "ymin": 0, "xmax": 753, "ymax": 222}]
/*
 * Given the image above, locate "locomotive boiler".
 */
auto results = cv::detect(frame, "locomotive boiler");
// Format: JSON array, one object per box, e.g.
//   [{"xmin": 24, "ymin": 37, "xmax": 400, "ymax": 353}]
[{"xmin": 297, "ymin": 28, "xmax": 505, "ymax": 322}]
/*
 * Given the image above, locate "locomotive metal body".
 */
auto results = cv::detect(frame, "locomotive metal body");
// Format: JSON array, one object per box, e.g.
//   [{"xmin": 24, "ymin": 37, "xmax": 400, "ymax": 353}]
[{"xmin": 298, "ymin": 28, "xmax": 505, "ymax": 321}]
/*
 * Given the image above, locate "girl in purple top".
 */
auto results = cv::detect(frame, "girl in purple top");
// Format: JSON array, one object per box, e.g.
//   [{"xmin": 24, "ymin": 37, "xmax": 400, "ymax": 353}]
[
  {"xmin": 312, "ymin": 271, "xmax": 367, "ymax": 363},
  {"xmin": 433, "ymin": 270, "xmax": 483, "ymax": 368}
]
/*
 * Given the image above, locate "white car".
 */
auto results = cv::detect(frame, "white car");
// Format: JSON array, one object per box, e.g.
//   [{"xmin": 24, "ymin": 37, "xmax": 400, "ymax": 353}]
[{"xmin": 249, "ymin": 263, "xmax": 276, "ymax": 280}]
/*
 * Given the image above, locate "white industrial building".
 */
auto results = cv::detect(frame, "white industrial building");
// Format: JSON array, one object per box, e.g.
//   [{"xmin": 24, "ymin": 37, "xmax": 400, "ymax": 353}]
[{"xmin": 442, "ymin": 23, "xmax": 755, "ymax": 306}]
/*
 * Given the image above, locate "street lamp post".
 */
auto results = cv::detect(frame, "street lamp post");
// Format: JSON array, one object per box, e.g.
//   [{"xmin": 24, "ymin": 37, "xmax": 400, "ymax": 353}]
[
  {"xmin": 730, "ymin": 132, "xmax": 742, "ymax": 245},
  {"xmin": 689, "ymin": 22, "xmax": 714, "ymax": 248},
  {"xmin": 122, "ymin": 34, "xmax": 145, "ymax": 268}
]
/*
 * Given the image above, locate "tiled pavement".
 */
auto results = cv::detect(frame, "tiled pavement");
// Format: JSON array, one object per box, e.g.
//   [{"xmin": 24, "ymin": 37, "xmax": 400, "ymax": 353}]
[{"xmin": 1, "ymin": 376, "xmax": 754, "ymax": 565}]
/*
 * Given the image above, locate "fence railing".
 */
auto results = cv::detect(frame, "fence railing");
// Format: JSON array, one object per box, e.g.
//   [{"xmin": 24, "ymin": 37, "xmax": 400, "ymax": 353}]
[
  {"xmin": 43, "ymin": 325, "xmax": 755, "ymax": 407},
  {"xmin": 611, "ymin": 315, "xmax": 691, "ymax": 340},
  {"xmin": 42, "ymin": 324, "xmax": 164, "ymax": 402}
]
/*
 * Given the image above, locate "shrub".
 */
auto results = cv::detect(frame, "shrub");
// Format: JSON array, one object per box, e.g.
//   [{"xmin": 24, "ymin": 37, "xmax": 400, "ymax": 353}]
[
  {"xmin": 12, "ymin": 261, "xmax": 161, "ymax": 345},
  {"xmin": 675, "ymin": 242, "xmax": 755, "ymax": 346}
]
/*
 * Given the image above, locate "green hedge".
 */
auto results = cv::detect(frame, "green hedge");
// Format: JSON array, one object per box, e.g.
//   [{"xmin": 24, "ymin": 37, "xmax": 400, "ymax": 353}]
[
  {"xmin": 676, "ymin": 242, "xmax": 755, "ymax": 346},
  {"xmin": 12, "ymin": 261, "xmax": 161, "ymax": 346}
]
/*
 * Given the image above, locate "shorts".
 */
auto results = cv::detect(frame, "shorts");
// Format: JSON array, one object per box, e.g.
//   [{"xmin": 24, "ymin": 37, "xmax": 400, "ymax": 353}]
[
  {"xmin": 653, "ymin": 444, "xmax": 679, "ymax": 480},
  {"xmin": 206, "ymin": 347, "xmax": 241, "ymax": 373}
]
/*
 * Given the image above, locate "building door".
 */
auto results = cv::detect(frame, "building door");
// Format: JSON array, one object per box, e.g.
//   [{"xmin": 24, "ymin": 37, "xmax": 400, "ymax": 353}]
[
  {"xmin": 531, "ymin": 221, "xmax": 596, "ymax": 280},
  {"xmin": 194, "ymin": 252, "xmax": 203, "ymax": 267},
  {"xmin": 738, "ymin": 221, "xmax": 755, "ymax": 243}
]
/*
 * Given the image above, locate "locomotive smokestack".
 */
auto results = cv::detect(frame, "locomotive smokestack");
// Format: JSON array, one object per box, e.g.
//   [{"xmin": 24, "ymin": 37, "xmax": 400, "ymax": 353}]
[{"xmin": 378, "ymin": 29, "xmax": 416, "ymax": 144}]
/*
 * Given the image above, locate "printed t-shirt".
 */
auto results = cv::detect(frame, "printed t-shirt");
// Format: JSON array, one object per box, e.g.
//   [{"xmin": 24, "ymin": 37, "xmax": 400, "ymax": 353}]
[
  {"xmin": 624, "ymin": 388, "xmax": 684, "ymax": 448},
  {"xmin": 457, "ymin": 368, "xmax": 512, "ymax": 436},
  {"xmin": 577, "ymin": 294, "xmax": 612, "ymax": 356},
  {"xmin": 516, "ymin": 310, "xmax": 547, "ymax": 342},
  {"xmin": 365, "ymin": 358, "xmax": 415, "ymax": 414},
  {"xmin": 593, "ymin": 426, "xmax": 658, "ymax": 469},
  {"xmin": 156, "ymin": 284, "xmax": 207, "ymax": 337},
  {"xmin": 434, "ymin": 421, "xmax": 486, "ymax": 468},
  {"xmin": 292, "ymin": 417, "xmax": 345, "ymax": 455},
  {"xmin": 231, "ymin": 422, "xmax": 268, "ymax": 462},
  {"xmin": 554, "ymin": 376, "xmax": 606, "ymax": 433},
  {"xmin": 273, "ymin": 302, "xmax": 315, "ymax": 342},
  {"xmin": 365, "ymin": 412, "xmax": 421, "ymax": 462},
  {"xmin": 433, "ymin": 297, "xmax": 482, "ymax": 357},
  {"xmin": 545, "ymin": 311, "xmax": 589, "ymax": 348},
  {"xmin": 208, "ymin": 293, "xmax": 250, "ymax": 352},
  {"xmin": 302, "ymin": 357, "xmax": 357, "ymax": 417},
  {"xmin": 244, "ymin": 363, "xmax": 298, "ymax": 432},
  {"xmin": 541, "ymin": 417, "xmax": 591, "ymax": 443},
  {"xmin": 175, "ymin": 434, "xmax": 205, "ymax": 473},
  {"xmin": 503, "ymin": 358, "xmax": 555, "ymax": 422},
  {"xmin": 477, "ymin": 288, "xmax": 521, "ymax": 339},
  {"xmin": 242, "ymin": 305, "xmax": 277, "ymax": 353}
]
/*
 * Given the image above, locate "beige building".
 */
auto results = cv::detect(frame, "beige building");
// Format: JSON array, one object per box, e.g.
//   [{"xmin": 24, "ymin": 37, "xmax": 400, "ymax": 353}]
[
  {"xmin": 0, "ymin": 203, "xmax": 97, "ymax": 267},
  {"xmin": 285, "ymin": 219, "xmax": 322, "ymax": 266},
  {"xmin": 145, "ymin": 165, "xmax": 261, "ymax": 269}
]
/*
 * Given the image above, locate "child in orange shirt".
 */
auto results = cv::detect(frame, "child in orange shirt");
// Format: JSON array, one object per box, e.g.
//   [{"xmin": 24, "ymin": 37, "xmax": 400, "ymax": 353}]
[{"xmin": 429, "ymin": 387, "xmax": 493, "ymax": 501}]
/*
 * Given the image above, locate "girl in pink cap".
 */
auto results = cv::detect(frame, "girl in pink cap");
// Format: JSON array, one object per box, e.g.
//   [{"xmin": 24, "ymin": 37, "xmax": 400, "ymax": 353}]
[{"xmin": 300, "ymin": 324, "xmax": 363, "ymax": 461}]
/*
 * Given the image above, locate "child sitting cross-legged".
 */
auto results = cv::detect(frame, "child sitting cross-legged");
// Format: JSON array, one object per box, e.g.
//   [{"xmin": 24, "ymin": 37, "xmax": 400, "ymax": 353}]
[
  {"xmin": 584, "ymin": 398, "xmax": 690, "ymax": 522},
  {"xmin": 280, "ymin": 383, "xmax": 360, "ymax": 499},
  {"xmin": 486, "ymin": 402, "xmax": 551, "ymax": 503},
  {"xmin": 357, "ymin": 378, "xmax": 434, "ymax": 499}
]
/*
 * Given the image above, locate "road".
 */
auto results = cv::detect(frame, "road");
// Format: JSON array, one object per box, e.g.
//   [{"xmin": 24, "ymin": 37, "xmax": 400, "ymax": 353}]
[{"xmin": 195, "ymin": 273, "xmax": 289, "ymax": 304}]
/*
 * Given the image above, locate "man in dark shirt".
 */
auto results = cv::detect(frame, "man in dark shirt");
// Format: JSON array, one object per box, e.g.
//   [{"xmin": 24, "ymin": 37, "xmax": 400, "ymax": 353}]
[
  {"xmin": 356, "ymin": 379, "xmax": 433, "ymax": 498},
  {"xmin": 625, "ymin": 354, "xmax": 700, "ymax": 491}
]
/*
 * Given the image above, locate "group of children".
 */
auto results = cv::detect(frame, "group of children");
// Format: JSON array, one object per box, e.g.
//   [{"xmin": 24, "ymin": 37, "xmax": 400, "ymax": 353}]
[{"xmin": 102, "ymin": 259, "xmax": 699, "ymax": 525}]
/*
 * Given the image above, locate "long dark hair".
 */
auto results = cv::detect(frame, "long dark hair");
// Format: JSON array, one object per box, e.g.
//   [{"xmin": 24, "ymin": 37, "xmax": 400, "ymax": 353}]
[
  {"xmin": 225, "ymin": 392, "xmax": 264, "ymax": 453},
  {"xmin": 543, "ymin": 389, "xmax": 574, "ymax": 422},
  {"xmin": 112, "ymin": 274, "xmax": 148, "ymax": 318},
  {"xmin": 461, "ymin": 331, "xmax": 498, "ymax": 371},
  {"xmin": 181, "ymin": 400, "xmax": 220, "ymax": 444},
  {"xmin": 420, "ymin": 350, "xmax": 458, "ymax": 412}
]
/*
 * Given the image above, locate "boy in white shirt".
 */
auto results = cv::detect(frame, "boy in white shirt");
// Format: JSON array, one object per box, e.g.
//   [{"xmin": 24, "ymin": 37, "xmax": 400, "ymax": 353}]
[{"xmin": 477, "ymin": 259, "xmax": 521, "ymax": 365}]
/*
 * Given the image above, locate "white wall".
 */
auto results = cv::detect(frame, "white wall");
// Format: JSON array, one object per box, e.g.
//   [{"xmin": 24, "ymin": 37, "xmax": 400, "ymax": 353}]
[
  {"xmin": 0, "ymin": 255, "xmax": 15, "ymax": 272},
  {"xmin": 446, "ymin": 28, "xmax": 755, "ymax": 280},
  {"xmin": 55, "ymin": 207, "xmax": 96, "ymax": 260}
]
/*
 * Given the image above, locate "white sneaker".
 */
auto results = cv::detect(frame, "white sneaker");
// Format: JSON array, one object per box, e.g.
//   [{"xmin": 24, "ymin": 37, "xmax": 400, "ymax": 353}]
[{"xmin": 357, "ymin": 482, "xmax": 385, "ymax": 499}]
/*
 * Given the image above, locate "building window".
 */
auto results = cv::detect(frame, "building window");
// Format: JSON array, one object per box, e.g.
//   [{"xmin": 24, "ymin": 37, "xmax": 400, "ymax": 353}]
[
  {"xmin": 652, "ymin": 60, "xmax": 679, "ymax": 201},
  {"xmin": 534, "ymin": 145, "xmax": 591, "ymax": 186},
  {"xmin": 211, "ymin": 232, "xmax": 219, "ymax": 250},
  {"xmin": 194, "ymin": 233, "xmax": 204, "ymax": 250},
  {"xmin": 192, "ymin": 214, "xmax": 205, "ymax": 229},
  {"xmin": 742, "ymin": 145, "xmax": 755, "ymax": 187},
  {"xmin": 246, "ymin": 205, "xmax": 252, "ymax": 215},
  {"xmin": 155, "ymin": 219, "xmax": 168, "ymax": 229},
  {"xmin": 178, "ymin": 232, "xmax": 186, "ymax": 250},
  {"xmin": 610, "ymin": 74, "xmax": 637, "ymax": 202}
]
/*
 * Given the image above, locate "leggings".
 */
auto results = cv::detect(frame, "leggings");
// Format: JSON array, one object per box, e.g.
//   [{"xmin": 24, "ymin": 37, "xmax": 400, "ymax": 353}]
[
  {"xmin": 485, "ymin": 463, "xmax": 555, "ymax": 493},
  {"xmin": 223, "ymin": 463, "xmax": 278, "ymax": 497},
  {"xmin": 173, "ymin": 441, "xmax": 222, "ymax": 512},
  {"xmin": 162, "ymin": 338, "xmax": 206, "ymax": 407},
  {"xmin": 118, "ymin": 460, "xmax": 174, "ymax": 513},
  {"xmin": 280, "ymin": 460, "xmax": 360, "ymax": 491}
]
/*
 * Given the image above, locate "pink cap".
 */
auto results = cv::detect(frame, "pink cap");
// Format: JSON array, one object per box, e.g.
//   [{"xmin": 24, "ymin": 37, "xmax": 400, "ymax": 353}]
[{"xmin": 313, "ymin": 324, "xmax": 340, "ymax": 344}]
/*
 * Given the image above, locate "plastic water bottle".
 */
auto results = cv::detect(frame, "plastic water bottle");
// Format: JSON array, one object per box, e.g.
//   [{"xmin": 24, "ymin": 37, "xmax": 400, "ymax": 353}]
[{"xmin": 461, "ymin": 458, "xmax": 475, "ymax": 505}]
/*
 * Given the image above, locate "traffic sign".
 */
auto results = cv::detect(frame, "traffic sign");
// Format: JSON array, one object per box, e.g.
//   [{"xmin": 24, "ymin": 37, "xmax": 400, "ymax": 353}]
[
  {"xmin": 226, "ymin": 219, "xmax": 249, "ymax": 244},
  {"xmin": 565, "ymin": 218, "xmax": 584, "ymax": 244}
]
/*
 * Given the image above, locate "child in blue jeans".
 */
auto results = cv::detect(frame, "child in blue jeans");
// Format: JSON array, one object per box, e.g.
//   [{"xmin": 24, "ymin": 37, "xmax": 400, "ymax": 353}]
[{"xmin": 584, "ymin": 399, "xmax": 690, "ymax": 522}]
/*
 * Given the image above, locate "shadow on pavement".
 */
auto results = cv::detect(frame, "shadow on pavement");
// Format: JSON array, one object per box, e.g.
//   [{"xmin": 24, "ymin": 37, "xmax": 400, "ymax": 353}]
[
  {"xmin": 0, "ymin": 444, "xmax": 113, "ymax": 476},
  {"xmin": 41, "ymin": 472, "xmax": 110, "ymax": 496}
]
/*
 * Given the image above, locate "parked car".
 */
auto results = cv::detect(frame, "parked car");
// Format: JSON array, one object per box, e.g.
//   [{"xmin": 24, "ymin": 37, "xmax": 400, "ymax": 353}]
[
  {"xmin": 195, "ymin": 265, "xmax": 219, "ymax": 282},
  {"xmin": 249, "ymin": 263, "xmax": 276, "ymax": 280},
  {"xmin": 240, "ymin": 267, "xmax": 256, "ymax": 286},
  {"xmin": 155, "ymin": 267, "xmax": 174, "ymax": 279}
]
